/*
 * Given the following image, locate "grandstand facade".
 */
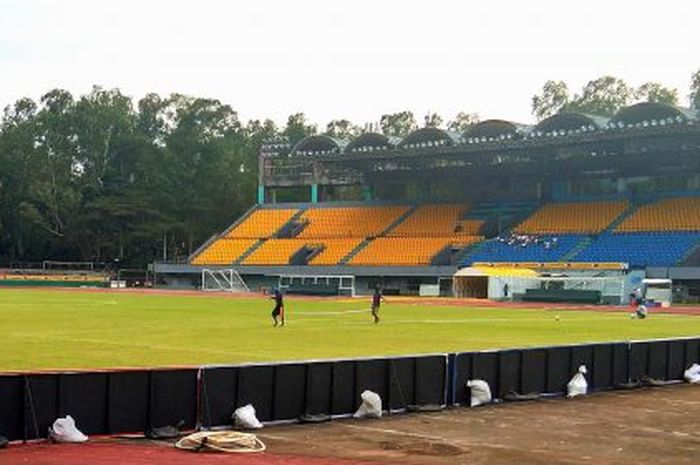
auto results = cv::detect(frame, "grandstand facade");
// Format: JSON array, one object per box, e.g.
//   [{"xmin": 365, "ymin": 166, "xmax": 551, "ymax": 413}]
[{"xmin": 154, "ymin": 103, "xmax": 700, "ymax": 302}]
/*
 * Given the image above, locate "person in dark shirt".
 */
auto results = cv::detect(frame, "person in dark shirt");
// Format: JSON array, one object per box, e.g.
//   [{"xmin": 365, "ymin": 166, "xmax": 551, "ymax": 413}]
[
  {"xmin": 371, "ymin": 287, "xmax": 385, "ymax": 324},
  {"xmin": 271, "ymin": 288, "xmax": 285, "ymax": 327}
]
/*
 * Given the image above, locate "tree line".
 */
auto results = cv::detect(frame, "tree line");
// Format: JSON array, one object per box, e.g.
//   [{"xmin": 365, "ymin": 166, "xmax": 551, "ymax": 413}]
[{"xmin": 1, "ymin": 70, "xmax": 698, "ymax": 266}]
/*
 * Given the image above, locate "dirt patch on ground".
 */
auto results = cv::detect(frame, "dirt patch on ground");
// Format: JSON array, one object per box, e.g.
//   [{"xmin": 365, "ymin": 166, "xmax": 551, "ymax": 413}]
[
  {"xmin": 257, "ymin": 385, "xmax": 700, "ymax": 465},
  {"xmin": 3, "ymin": 385, "xmax": 700, "ymax": 465}
]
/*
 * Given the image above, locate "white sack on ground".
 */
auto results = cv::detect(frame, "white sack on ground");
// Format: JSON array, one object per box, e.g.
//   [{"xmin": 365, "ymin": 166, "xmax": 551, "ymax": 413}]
[
  {"xmin": 353, "ymin": 390, "xmax": 382, "ymax": 418},
  {"xmin": 567, "ymin": 365, "xmax": 588, "ymax": 398},
  {"xmin": 49, "ymin": 416, "xmax": 88, "ymax": 443},
  {"xmin": 467, "ymin": 379, "xmax": 492, "ymax": 407},
  {"xmin": 684, "ymin": 363, "xmax": 700, "ymax": 384},
  {"xmin": 233, "ymin": 404, "xmax": 263, "ymax": 429}
]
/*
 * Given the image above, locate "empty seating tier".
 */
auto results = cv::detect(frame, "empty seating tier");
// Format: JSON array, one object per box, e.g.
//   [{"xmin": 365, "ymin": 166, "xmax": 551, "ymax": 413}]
[
  {"xmin": 308, "ymin": 239, "xmax": 363, "ymax": 265},
  {"xmin": 515, "ymin": 201, "xmax": 628, "ymax": 234},
  {"xmin": 350, "ymin": 236, "xmax": 481, "ymax": 266},
  {"xmin": 297, "ymin": 206, "xmax": 410, "ymax": 238},
  {"xmin": 573, "ymin": 232, "xmax": 700, "ymax": 266},
  {"xmin": 226, "ymin": 208, "xmax": 298, "ymax": 239},
  {"xmin": 191, "ymin": 239, "xmax": 257, "ymax": 265},
  {"xmin": 389, "ymin": 204, "xmax": 469, "ymax": 236},
  {"xmin": 461, "ymin": 235, "xmax": 585, "ymax": 265},
  {"xmin": 616, "ymin": 197, "xmax": 700, "ymax": 232},
  {"xmin": 242, "ymin": 239, "xmax": 307, "ymax": 265}
]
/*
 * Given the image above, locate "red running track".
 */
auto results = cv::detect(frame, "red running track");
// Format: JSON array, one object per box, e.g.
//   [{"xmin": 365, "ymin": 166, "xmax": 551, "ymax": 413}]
[{"xmin": 0, "ymin": 441, "xmax": 398, "ymax": 465}]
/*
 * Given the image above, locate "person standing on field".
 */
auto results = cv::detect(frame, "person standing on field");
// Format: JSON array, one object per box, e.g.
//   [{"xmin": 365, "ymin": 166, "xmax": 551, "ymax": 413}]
[
  {"xmin": 371, "ymin": 286, "xmax": 385, "ymax": 324},
  {"xmin": 271, "ymin": 288, "xmax": 285, "ymax": 327}
]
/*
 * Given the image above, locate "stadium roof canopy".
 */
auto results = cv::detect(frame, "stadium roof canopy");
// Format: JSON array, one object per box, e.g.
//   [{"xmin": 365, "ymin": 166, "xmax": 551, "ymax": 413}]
[
  {"xmin": 344, "ymin": 132, "xmax": 395, "ymax": 153},
  {"xmin": 290, "ymin": 135, "xmax": 346, "ymax": 156},
  {"xmin": 464, "ymin": 119, "xmax": 523, "ymax": 140},
  {"xmin": 398, "ymin": 127, "xmax": 459, "ymax": 148},
  {"xmin": 611, "ymin": 102, "xmax": 692, "ymax": 125},
  {"xmin": 535, "ymin": 112, "xmax": 607, "ymax": 132}
]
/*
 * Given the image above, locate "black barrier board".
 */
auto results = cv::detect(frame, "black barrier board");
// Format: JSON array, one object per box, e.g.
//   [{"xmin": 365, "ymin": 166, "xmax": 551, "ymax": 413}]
[
  {"xmin": 150, "ymin": 370, "xmax": 197, "ymax": 429},
  {"xmin": 237, "ymin": 365, "xmax": 274, "ymax": 422},
  {"xmin": 498, "ymin": 351, "xmax": 521, "ymax": 397},
  {"xmin": 331, "ymin": 361, "xmax": 356, "ymax": 415},
  {"xmin": 629, "ymin": 343, "xmax": 650, "ymax": 381},
  {"xmin": 24, "ymin": 374, "xmax": 59, "ymax": 439},
  {"xmin": 415, "ymin": 356, "xmax": 445, "ymax": 405},
  {"xmin": 200, "ymin": 367, "xmax": 238, "ymax": 428},
  {"xmin": 108, "ymin": 371, "xmax": 149, "ymax": 433},
  {"xmin": 648, "ymin": 341, "xmax": 669, "ymax": 380},
  {"xmin": 452, "ymin": 353, "xmax": 472, "ymax": 405},
  {"xmin": 592, "ymin": 344, "xmax": 613, "ymax": 390},
  {"xmin": 546, "ymin": 347, "xmax": 571, "ymax": 394},
  {"xmin": 356, "ymin": 359, "xmax": 387, "ymax": 409},
  {"xmin": 472, "ymin": 352, "xmax": 499, "ymax": 397},
  {"xmin": 571, "ymin": 345, "xmax": 593, "ymax": 378},
  {"xmin": 685, "ymin": 339, "xmax": 700, "ymax": 366},
  {"xmin": 521, "ymin": 349, "xmax": 546, "ymax": 394},
  {"xmin": 612, "ymin": 343, "xmax": 629, "ymax": 386},
  {"xmin": 668, "ymin": 341, "xmax": 686, "ymax": 380},
  {"xmin": 387, "ymin": 358, "xmax": 415, "ymax": 410},
  {"xmin": 59, "ymin": 373, "xmax": 108, "ymax": 435},
  {"xmin": 273, "ymin": 364, "xmax": 307, "ymax": 420},
  {"xmin": 0, "ymin": 375, "xmax": 23, "ymax": 441},
  {"xmin": 305, "ymin": 363, "xmax": 332, "ymax": 415}
]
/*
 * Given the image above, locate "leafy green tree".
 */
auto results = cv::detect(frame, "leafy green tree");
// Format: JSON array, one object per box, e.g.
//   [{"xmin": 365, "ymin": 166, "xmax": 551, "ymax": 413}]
[
  {"xmin": 283, "ymin": 113, "xmax": 317, "ymax": 145},
  {"xmin": 325, "ymin": 119, "xmax": 360, "ymax": 139},
  {"xmin": 634, "ymin": 82, "xmax": 678, "ymax": 105},
  {"xmin": 423, "ymin": 113, "xmax": 443, "ymax": 128},
  {"xmin": 380, "ymin": 111, "xmax": 417, "ymax": 137},
  {"xmin": 531, "ymin": 80, "xmax": 569, "ymax": 120},
  {"xmin": 567, "ymin": 76, "xmax": 632, "ymax": 117},
  {"xmin": 690, "ymin": 69, "xmax": 700, "ymax": 109},
  {"xmin": 447, "ymin": 112, "xmax": 480, "ymax": 132}
]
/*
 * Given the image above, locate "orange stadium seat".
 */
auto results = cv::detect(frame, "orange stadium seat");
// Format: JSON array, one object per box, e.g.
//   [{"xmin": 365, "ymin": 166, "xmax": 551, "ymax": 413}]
[
  {"xmin": 389, "ymin": 204, "xmax": 472, "ymax": 236},
  {"xmin": 616, "ymin": 197, "xmax": 700, "ymax": 232},
  {"xmin": 226, "ymin": 208, "xmax": 298, "ymax": 239},
  {"xmin": 349, "ymin": 236, "xmax": 481, "ymax": 266},
  {"xmin": 297, "ymin": 206, "xmax": 410, "ymax": 238},
  {"xmin": 242, "ymin": 239, "xmax": 307, "ymax": 265},
  {"xmin": 308, "ymin": 239, "xmax": 363, "ymax": 265},
  {"xmin": 515, "ymin": 201, "xmax": 628, "ymax": 234},
  {"xmin": 191, "ymin": 239, "xmax": 258, "ymax": 265}
]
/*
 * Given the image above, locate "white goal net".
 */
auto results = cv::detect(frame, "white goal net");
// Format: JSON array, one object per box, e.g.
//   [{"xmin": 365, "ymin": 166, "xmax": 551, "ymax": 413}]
[{"xmin": 201, "ymin": 269, "xmax": 249, "ymax": 293}]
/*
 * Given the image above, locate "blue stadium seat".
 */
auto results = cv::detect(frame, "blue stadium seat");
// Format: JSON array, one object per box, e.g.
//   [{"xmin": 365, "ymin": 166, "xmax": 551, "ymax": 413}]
[
  {"xmin": 573, "ymin": 232, "xmax": 700, "ymax": 267},
  {"xmin": 461, "ymin": 235, "xmax": 585, "ymax": 265}
]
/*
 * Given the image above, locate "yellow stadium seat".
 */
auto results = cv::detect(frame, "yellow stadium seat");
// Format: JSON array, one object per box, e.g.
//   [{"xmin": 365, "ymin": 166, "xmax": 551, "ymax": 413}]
[
  {"xmin": 191, "ymin": 239, "xmax": 258, "ymax": 265},
  {"xmin": 349, "ymin": 236, "xmax": 481, "ymax": 266},
  {"xmin": 616, "ymin": 197, "xmax": 700, "ymax": 232},
  {"xmin": 226, "ymin": 209, "xmax": 298, "ymax": 239},
  {"xmin": 515, "ymin": 201, "xmax": 628, "ymax": 234}
]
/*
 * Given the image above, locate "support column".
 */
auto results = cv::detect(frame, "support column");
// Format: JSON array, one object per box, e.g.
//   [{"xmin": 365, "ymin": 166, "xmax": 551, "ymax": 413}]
[
  {"xmin": 257, "ymin": 185, "xmax": 265, "ymax": 204},
  {"xmin": 311, "ymin": 184, "xmax": 319, "ymax": 203}
]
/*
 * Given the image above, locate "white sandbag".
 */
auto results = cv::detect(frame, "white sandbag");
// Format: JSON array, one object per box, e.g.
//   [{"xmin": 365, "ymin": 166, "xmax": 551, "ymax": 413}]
[
  {"xmin": 567, "ymin": 365, "xmax": 588, "ymax": 398},
  {"xmin": 233, "ymin": 404, "xmax": 263, "ymax": 429},
  {"xmin": 49, "ymin": 415, "xmax": 88, "ymax": 443},
  {"xmin": 466, "ymin": 379, "xmax": 492, "ymax": 407},
  {"xmin": 684, "ymin": 363, "xmax": 700, "ymax": 384},
  {"xmin": 353, "ymin": 390, "xmax": 382, "ymax": 418}
]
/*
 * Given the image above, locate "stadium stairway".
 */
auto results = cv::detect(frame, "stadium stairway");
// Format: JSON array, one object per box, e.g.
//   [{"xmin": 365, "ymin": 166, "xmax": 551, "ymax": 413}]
[
  {"xmin": 274, "ymin": 208, "xmax": 309, "ymax": 238},
  {"xmin": 337, "ymin": 205, "xmax": 418, "ymax": 265},
  {"xmin": 681, "ymin": 239, "xmax": 700, "ymax": 266},
  {"xmin": 602, "ymin": 202, "xmax": 640, "ymax": 234},
  {"xmin": 560, "ymin": 236, "xmax": 594, "ymax": 261},
  {"xmin": 233, "ymin": 239, "xmax": 265, "ymax": 265}
]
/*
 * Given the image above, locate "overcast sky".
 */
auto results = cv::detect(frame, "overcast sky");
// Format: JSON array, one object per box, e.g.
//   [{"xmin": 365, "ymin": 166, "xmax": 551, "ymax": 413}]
[{"xmin": 1, "ymin": 0, "xmax": 698, "ymax": 127}]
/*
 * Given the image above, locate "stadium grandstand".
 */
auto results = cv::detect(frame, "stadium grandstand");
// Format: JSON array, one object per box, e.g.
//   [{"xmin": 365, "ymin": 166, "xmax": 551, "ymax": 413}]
[{"xmin": 153, "ymin": 102, "xmax": 700, "ymax": 302}]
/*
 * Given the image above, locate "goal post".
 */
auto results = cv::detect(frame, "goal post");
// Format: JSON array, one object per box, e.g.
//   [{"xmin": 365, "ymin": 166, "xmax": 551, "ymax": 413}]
[{"xmin": 201, "ymin": 268, "xmax": 250, "ymax": 293}]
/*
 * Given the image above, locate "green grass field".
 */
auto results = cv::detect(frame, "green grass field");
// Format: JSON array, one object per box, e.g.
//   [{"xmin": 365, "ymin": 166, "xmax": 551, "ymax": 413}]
[{"xmin": 3, "ymin": 288, "xmax": 700, "ymax": 372}]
